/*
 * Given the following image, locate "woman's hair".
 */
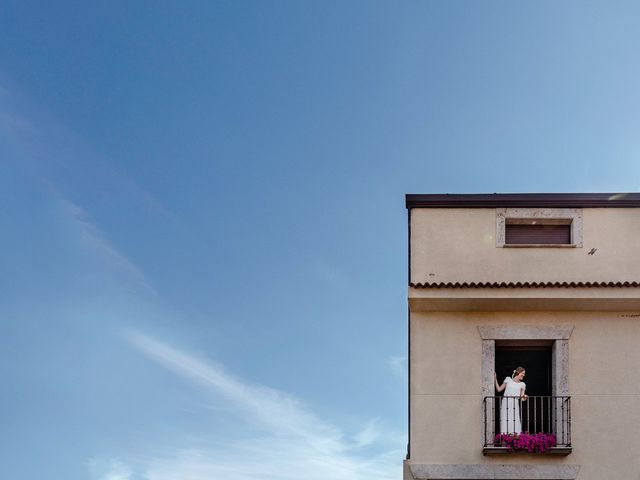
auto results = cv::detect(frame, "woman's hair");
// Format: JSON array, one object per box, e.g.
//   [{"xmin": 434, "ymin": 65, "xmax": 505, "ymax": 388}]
[{"xmin": 511, "ymin": 366, "xmax": 525, "ymax": 378}]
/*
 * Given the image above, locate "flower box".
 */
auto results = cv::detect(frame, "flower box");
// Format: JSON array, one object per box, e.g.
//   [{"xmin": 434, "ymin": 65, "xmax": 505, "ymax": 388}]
[{"xmin": 494, "ymin": 433, "xmax": 557, "ymax": 453}]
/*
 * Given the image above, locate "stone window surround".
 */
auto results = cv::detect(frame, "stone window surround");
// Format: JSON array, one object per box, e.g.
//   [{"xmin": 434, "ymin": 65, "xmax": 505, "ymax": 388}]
[
  {"xmin": 480, "ymin": 325, "xmax": 573, "ymax": 450},
  {"xmin": 479, "ymin": 324, "xmax": 573, "ymax": 400},
  {"xmin": 496, "ymin": 208, "xmax": 583, "ymax": 247}
]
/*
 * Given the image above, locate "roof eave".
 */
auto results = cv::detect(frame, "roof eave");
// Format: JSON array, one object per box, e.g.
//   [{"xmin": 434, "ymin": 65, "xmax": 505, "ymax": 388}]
[{"xmin": 405, "ymin": 193, "xmax": 640, "ymax": 209}]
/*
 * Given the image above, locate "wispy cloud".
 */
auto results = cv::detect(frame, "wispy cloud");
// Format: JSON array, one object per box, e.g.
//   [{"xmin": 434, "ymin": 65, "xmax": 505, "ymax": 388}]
[
  {"xmin": 387, "ymin": 355, "xmax": 407, "ymax": 382},
  {"xmin": 0, "ymin": 83, "xmax": 33, "ymax": 133},
  {"xmin": 352, "ymin": 418, "xmax": 382, "ymax": 448},
  {"xmin": 123, "ymin": 332, "xmax": 402, "ymax": 480},
  {"xmin": 0, "ymin": 79, "xmax": 176, "ymax": 222},
  {"xmin": 59, "ymin": 197, "xmax": 156, "ymax": 294},
  {"xmin": 313, "ymin": 261, "xmax": 350, "ymax": 290},
  {"xmin": 0, "ymin": 110, "xmax": 33, "ymax": 132},
  {"xmin": 88, "ymin": 458, "xmax": 133, "ymax": 480}
]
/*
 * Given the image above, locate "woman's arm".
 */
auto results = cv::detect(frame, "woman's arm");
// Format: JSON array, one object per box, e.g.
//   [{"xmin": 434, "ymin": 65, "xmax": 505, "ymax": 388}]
[
  {"xmin": 494, "ymin": 372, "xmax": 506, "ymax": 392},
  {"xmin": 520, "ymin": 383, "xmax": 528, "ymax": 401}
]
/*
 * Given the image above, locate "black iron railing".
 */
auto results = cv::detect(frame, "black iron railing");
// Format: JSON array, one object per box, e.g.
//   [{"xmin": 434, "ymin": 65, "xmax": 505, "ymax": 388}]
[{"xmin": 483, "ymin": 396, "xmax": 571, "ymax": 448}]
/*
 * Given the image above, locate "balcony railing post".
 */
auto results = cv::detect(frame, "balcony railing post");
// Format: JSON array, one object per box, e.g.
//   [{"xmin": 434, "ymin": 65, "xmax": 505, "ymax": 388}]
[
  {"xmin": 548, "ymin": 396, "xmax": 552, "ymax": 436},
  {"xmin": 483, "ymin": 396, "xmax": 495, "ymax": 447},
  {"xmin": 560, "ymin": 397, "xmax": 565, "ymax": 445},
  {"xmin": 567, "ymin": 397, "xmax": 572, "ymax": 446},
  {"xmin": 483, "ymin": 397, "xmax": 487, "ymax": 447},
  {"xmin": 491, "ymin": 396, "xmax": 495, "ymax": 445}
]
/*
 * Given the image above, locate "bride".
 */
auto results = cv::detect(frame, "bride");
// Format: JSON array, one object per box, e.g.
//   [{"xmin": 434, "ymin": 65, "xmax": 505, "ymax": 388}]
[{"xmin": 495, "ymin": 367, "xmax": 528, "ymax": 434}]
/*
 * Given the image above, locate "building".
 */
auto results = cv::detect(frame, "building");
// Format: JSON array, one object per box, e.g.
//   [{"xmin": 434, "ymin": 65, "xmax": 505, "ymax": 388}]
[{"xmin": 404, "ymin": 193, "xmax": 640, "ymax": 480}]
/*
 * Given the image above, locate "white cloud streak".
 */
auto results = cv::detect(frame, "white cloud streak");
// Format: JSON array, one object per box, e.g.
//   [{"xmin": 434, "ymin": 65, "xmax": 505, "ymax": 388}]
[
  {"xmin": 387, "ymin": 355, "xmax": 407, "ymax": 382},
  {"xmin": 88, "ymin": 458, "xmax": 133, "ymax": 480},
  {"xmin": 124, "ymin": 332, "xmax": 403, "ymax": 480},
  {"xmin": 59, "ymin": 197, "xmax": 156, "ymax": 294},
  {"xmin": 0, "ymin": 80, "xmax": 176, "ymax": 222},
  {"xmin": 0, "ymin": 110, "xmax": 33, "ymax": 132},
  {"xmin": 0, "ymin": 83, "xmax": 33, "ymax": 133},
  {"xmin": 352, "ymin": 418, "xmax": 382, "ymax": 448}
]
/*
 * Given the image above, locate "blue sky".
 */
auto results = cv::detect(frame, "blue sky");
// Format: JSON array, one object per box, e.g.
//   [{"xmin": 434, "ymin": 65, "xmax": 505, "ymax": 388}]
[{"xmin": 2, "ymin": 2, "xmax": 640, "ymax": 479}]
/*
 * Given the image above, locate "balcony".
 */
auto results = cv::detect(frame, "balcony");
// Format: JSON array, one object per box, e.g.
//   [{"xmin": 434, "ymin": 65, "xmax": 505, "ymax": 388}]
[{"xmin": 483, "ymin": 396, "xmax": 572, "ymax": 455}]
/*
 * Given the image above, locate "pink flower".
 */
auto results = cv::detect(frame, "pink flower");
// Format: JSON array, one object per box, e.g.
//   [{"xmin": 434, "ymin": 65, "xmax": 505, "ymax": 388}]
[{"xmin": 494, "ymin": 432, "xmax": 557, "ymax": 453}]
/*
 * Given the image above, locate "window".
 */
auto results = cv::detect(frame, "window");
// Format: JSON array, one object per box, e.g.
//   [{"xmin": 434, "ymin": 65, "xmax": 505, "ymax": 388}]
[
  {"xmin": 496, "ymin": 208, "xmax": 582, "ymax": 248},
  {"xmin": 505, "ymin": 219, "xmax": 572, "ymax": 245}
]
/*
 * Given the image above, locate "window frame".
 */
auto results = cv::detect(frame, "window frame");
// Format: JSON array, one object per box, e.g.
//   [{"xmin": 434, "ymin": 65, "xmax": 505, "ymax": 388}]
[
  {"xmin": 496, "ymin": 208, "xmax": 583, "ymax": 248},
  {"xmin": 478, "ymin": 324, "xmax": 573, "ymax": 451}
]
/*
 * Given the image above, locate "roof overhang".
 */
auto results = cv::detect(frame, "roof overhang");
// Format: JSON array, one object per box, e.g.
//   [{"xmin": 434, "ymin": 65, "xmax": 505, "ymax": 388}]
[{"xmin": 406, "ymin": 193, "xmax": 640, "ymax": 209}]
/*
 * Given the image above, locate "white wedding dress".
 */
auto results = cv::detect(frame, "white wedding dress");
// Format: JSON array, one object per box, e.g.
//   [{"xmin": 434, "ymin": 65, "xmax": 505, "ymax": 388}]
[{"xmin": 500, "ymin": 377, "xmax": 526, "ymax": 434}]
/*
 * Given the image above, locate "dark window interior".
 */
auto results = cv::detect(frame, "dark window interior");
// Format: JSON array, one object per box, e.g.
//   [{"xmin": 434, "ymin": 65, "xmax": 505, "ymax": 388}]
[
  {"xmin": 496, "ymin": 345, "xmax": 552, "ymax": 396},
  {"xmin": 505, "ymin": 223, "xmax": 571, "ymax": 245}
]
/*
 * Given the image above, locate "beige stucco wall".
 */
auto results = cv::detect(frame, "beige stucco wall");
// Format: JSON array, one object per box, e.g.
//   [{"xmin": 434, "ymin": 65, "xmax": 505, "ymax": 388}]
[
  {"xmin": 410, "ymin": 208, "xmax": 640, "ymax": 284},
  {"xmin": 408, "ymin": 310, "xmax": 640, "ymax": 479}
]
